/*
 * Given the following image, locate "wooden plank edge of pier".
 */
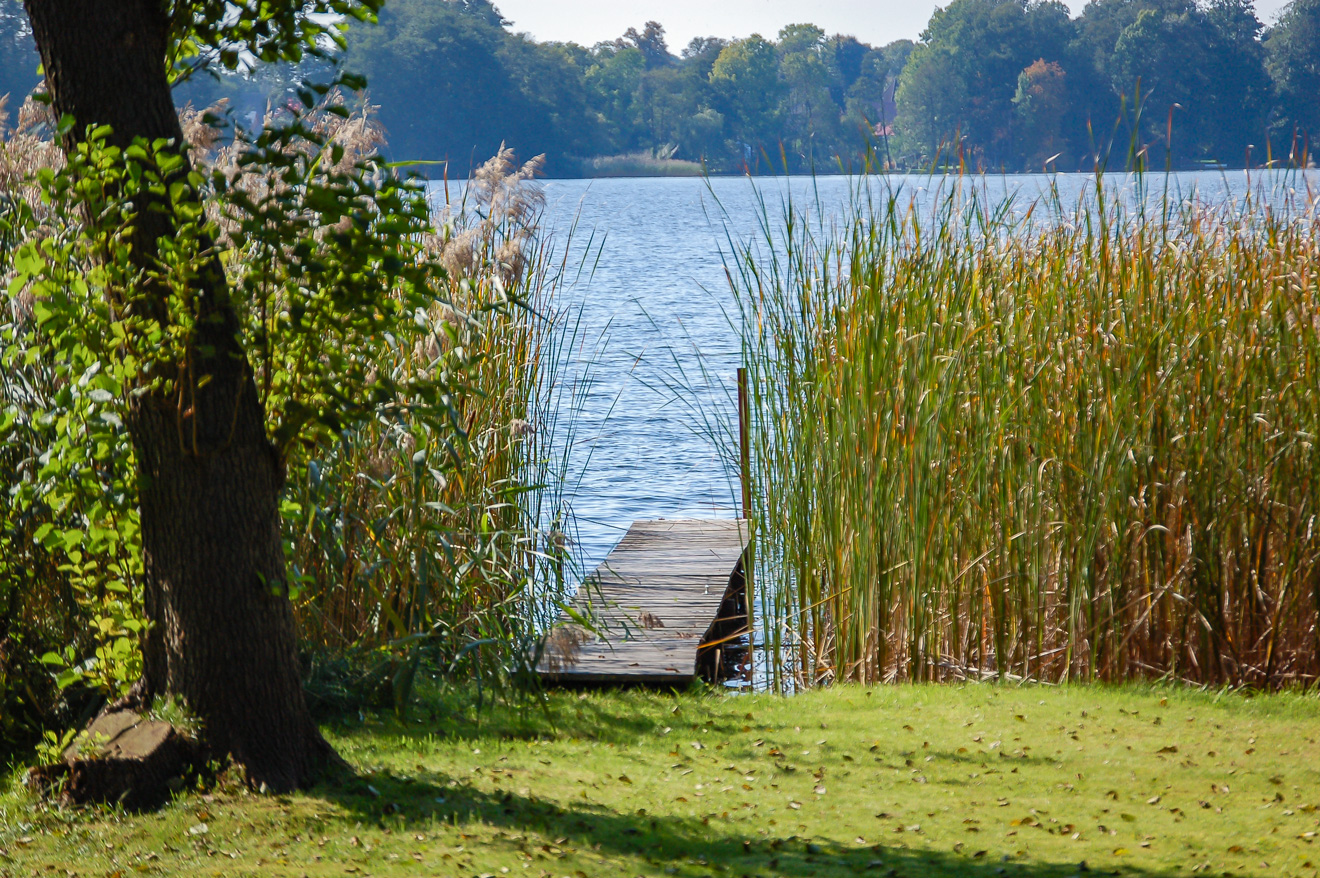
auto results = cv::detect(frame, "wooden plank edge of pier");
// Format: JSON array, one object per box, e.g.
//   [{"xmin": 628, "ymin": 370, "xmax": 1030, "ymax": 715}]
[{"xmin": 537, "ymin": 519, "xmax": 750, "ymax": 687}]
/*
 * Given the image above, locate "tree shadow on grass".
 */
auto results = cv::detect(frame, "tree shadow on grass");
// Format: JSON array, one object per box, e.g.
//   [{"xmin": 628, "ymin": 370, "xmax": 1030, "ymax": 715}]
[
  {"xmin": 324, "ymin": 684, "xmax": 725, "ymax": 747},
  {"xmin": 312, "ymin": 690, "xmax": 1192, "ymax": 877},
  {"xmin": 314, "ymin": 760, "xmax": 1173, "ymax": 878}
]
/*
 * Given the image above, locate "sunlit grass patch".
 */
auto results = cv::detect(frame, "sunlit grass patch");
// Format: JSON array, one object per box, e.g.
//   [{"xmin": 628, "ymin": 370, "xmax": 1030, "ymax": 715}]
[{"xmin": 4, "ymin": 684, "xmax": 1318, "ymax": 877}]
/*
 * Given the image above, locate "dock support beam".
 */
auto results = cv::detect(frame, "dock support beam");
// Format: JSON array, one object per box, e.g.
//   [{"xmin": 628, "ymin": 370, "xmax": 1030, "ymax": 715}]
[{"xmin": 738, "ymin": 367, "xmax": 754, "ymax": 683}]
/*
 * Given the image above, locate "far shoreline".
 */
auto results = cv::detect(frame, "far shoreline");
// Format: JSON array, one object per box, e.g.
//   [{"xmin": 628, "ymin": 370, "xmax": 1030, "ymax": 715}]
[
  {"xmin": 550, "ymin": 166, "xmax": 1318, "ymax": 180},
  {"xmin": 416, "ymin": 157, "xmax": 1320, "ymax": 181}
]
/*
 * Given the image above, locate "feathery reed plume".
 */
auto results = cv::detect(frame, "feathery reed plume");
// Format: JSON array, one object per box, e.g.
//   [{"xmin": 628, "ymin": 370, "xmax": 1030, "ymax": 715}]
[{"xmin": 434, "ymin": 145, "xmax": 546, "ymax": 285}]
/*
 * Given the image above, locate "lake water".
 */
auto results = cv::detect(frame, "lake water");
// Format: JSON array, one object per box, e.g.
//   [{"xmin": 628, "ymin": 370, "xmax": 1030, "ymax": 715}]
[{"xmin": 525, "ymin": 170, "xmax": 1319, "ymax": 574}]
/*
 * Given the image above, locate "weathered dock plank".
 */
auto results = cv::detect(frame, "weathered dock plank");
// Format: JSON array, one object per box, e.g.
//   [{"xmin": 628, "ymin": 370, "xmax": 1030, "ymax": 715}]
[{"xmin": 538, "ymin": 519, "xmax": 748, "ymax": 686}]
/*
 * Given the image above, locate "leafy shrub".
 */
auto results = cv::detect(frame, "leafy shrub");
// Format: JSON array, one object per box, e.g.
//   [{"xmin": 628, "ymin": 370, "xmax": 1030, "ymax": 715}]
[
  {"xmin": 0, "ymin": 88, "xmax": 575, "ymax": 759},
  {"xmin": 1, "ymin": 95, "xmax": 139, "ymax": 760}
]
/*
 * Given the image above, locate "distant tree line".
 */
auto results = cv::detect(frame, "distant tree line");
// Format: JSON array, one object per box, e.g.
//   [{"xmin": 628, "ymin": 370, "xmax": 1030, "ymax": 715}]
[
  {"xmin": 3, "ymin": 0, "xmax": 1320, "ymax": 173},
  {"xmin": 897, "ymin": 0, "xmax": 1299, "ymax": 170},
  {"xmin": 339, "ymin": 0, "xmax": 915, "ymax": 173}
]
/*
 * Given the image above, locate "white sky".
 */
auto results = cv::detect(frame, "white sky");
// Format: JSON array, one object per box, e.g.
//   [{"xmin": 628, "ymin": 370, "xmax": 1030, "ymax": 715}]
[{"xmin": 493, "ymin": 0, "xmax": 1294, "ymax": 49}]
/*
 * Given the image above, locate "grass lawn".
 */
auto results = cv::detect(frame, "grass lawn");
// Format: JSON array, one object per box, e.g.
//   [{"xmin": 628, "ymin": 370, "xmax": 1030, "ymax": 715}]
[{"xmin": 2, "ymin": 684, "xmax": 1319, "ymax": 877}]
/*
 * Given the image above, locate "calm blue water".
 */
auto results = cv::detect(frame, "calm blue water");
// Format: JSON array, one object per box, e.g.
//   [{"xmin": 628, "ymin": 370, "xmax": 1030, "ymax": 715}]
[{"xmin": 517, "ymin": 171, "xmax": 1319, "ymax": 573}]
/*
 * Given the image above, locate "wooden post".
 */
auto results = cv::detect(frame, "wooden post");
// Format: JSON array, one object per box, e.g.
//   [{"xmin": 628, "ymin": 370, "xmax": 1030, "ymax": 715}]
[{"xmin": 737, "ymin": 367, "xmax": 754, "ymax": 681}]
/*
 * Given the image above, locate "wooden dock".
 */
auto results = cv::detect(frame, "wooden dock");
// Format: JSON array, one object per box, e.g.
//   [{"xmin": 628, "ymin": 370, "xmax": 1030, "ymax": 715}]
[{"xmin": 538, "ymin": 519, "xmax": 749, "ymax": 686}]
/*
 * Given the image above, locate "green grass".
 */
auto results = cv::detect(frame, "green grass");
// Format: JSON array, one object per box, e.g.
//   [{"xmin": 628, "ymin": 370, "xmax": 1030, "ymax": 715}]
[{"xmin": 4, "ymin": 685, "xmax": 1320, "ymax": 877}]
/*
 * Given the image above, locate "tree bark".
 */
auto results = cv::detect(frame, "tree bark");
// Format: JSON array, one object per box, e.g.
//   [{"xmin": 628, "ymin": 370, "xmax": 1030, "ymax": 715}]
[{"xmin": 24, "ymin": 0, "xmax": 336, "ymax": 793}]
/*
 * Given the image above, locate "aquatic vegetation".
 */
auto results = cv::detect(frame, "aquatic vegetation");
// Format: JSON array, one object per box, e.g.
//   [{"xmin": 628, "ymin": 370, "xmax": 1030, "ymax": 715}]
[
  {"xmin": 736, "ymin": 173, "xmax": 1320, "ymax": 690},
  {"xmin": 285, "ymin": 143, "xmax": 586, "ymax": 703}
]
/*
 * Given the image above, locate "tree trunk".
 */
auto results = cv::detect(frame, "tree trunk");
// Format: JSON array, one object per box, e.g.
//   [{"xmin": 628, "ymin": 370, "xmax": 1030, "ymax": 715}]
[{"xmin": 24, "ymin": 0, "xmax": 335, "ymax": 792}]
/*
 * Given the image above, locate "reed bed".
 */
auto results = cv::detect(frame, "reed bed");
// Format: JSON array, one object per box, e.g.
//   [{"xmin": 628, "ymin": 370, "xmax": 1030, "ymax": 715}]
[
  {"xmin": 187, "ymin": 101, "xmax": 579, "ymax": 685},
  {"xmin": 284, "ymin": 148, "xmax": 584, "ymax": 697},
  {"xmin": 735, "ymin": 175, "xmax": 1320, "ymax": 690}
]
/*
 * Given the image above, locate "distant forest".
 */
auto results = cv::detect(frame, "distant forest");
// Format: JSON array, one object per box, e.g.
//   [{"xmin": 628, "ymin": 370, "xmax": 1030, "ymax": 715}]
[{"xmin": 4, "ymin": 0, "xmax": 1320, "ymax": 174}]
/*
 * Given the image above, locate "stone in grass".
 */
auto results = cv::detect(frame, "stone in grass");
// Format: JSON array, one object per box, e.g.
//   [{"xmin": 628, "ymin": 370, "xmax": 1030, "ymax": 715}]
[{"xmin": 29, "ymin": 710, "xmax": 198, "ymax": 810}]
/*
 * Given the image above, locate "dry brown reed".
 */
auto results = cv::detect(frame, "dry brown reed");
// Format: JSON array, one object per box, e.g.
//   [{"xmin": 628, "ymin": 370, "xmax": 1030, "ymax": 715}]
[{"xmin": 0, "ymin": 94, "xmax": 62, "ymax": 238}]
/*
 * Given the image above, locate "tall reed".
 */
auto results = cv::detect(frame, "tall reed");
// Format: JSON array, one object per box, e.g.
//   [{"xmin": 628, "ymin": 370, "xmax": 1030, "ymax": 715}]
[
  {"xmin": 735, "ymin": 174, "xmax": 1320, "ymax": 690},
  {"xmin": 281, "ymin": 147, "xmax": 585, "ymax": 703}
]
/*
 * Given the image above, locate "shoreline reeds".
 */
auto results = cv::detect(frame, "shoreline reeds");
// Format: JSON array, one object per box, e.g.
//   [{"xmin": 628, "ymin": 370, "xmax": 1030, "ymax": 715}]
[{"xmin": 734, "ymin": 173, "xmax": 1320, "ymax": 690}]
